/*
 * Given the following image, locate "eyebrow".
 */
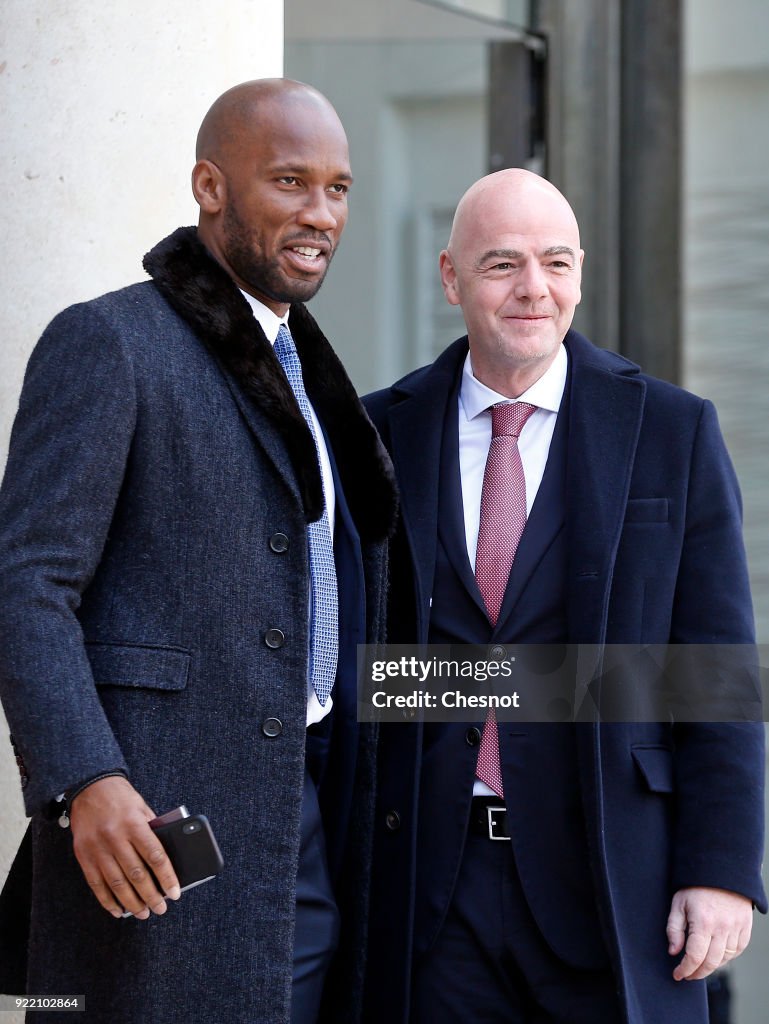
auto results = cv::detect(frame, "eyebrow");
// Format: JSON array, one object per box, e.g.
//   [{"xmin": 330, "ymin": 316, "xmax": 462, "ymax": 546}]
[
  {"xmin": 476, "ymin": 245, "xmax": 576, "ymax": 266},
  {"xmin": 542, "ymin": 245, "xmax": 576, "ymax": 259},
  {"xmin": 268, "ymin": 163, "xmax": 354, "ymax": 184}
]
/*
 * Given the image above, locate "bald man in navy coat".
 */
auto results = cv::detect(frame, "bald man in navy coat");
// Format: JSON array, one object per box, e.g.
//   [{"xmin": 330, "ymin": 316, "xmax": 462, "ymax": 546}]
[{"xmin": 363, "ymin": 169, "xmax": 765, "ymax": 1024}]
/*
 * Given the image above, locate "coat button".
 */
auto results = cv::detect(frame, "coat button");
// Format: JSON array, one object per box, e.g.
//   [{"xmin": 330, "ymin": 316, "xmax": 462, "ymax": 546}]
[
  {"xmin": 465, "ymin": 727, "xmax": 481, "ymax": 747},
  {"xmin": 262, "ymin": 718, "xmax": 283, "ymax": 738},
  {"xmin": 269, "ymin": 533, "xmax": 289, "ymax": 553},
  {"xmin": 385, "ymin": 810, "xmax": 401, "ymax": 831},
  {"xmin": 265, "ymin": 628, "xmax": 285, "ymax": 649}
]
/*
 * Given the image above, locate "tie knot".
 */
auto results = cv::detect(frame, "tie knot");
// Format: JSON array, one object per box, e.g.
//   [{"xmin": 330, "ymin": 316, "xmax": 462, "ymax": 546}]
[{"xmin": 490, "ymin": 401, "xmax": 537, "ymax": 439}]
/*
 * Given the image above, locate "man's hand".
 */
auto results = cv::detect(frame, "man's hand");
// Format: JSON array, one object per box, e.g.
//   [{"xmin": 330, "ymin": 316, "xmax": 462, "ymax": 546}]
[
  {"xmin": 667, "ymin": 886, "xmax": 753, "ymax": 981},
  {"xmin": 69, "ymin": 775, "xmax": 181, "ymax": 920}
]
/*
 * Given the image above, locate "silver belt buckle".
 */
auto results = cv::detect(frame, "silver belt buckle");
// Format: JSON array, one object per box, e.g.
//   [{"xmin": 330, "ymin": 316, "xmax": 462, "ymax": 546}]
[{"xmin": 487, "ymin": 805, "xmax": 510, "ymax": 840}]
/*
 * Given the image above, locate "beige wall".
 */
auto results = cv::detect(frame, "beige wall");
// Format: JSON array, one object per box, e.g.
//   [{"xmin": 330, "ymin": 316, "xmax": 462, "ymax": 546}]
[{"xmin": 0, "ymin": 1, "xmax": 283, "ymax": 983}]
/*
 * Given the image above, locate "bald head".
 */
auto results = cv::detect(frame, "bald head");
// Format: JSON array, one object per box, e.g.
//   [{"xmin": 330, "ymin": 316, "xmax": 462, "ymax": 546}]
[
  {"xmin": 448, "ymin": 168, "xmax": 580, "ymax": 256},
  {"xmin": 196, "ymin": 78, "xmax": 344, "ymax": 166},
  {"xmin": 439, "ymin": 168, "xmax": 584, "ymax": 397}
]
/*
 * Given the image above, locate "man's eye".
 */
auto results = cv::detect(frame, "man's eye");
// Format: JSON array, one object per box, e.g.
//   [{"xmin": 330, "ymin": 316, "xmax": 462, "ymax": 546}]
[
  {"xmin": 328, "ymin": 183, "xmax": 349, "ymax": 195},
  {"xmin": 278, "ymin": 176, "xmax": 298, "ymax": 185}
]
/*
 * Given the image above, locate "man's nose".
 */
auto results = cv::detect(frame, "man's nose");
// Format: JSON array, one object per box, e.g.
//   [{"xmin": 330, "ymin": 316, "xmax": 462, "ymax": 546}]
[
  {"xmin": 513, "ymin": 260, "xmax": 548, "ymax": 301},
  {"xmin": 297, "ymin": 189, "xmax": 341, "ymax": 232}
]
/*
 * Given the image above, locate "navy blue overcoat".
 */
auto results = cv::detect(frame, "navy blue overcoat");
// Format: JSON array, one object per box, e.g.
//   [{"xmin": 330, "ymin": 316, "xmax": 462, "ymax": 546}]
[{"xmin": 363, "ymin": 331, "xmax": 765, "ymax": 1024}]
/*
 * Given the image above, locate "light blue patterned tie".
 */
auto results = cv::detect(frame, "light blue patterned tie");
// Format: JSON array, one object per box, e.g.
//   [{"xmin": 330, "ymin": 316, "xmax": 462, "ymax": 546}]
[{"xmin": 274, "ymin": 325, "xmax": 339, "ymax": 705}]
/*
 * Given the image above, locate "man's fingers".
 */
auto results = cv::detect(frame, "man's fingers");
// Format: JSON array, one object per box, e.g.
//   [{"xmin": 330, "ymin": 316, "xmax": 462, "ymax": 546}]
[
  {"xmin": 725, "ymin": 918, "xmax": 753, "ymax": 962},
  {"xmin": 672, "ymin": 930, "xmax": 711, "ymax": 981},
  {"xmin": 674, "ymin": 933, "xmax": 728, "ymax": 981},
  {"xmin": 73, "ymin": 825, "xmax": 163, "ymax": 918},
  {"xmin": 80, "ymin": 854, "xmax": 148, "ymax": 919},
  {"xmin": 115, "ymin": 847, "xmax": 168, "ymax": 916},
  {"xmin": 666, "ymin": 895, "xmax": 687, "ymax": 955},
  {"xmin": 131, "ymin": 830, "xmax": 181, "ymax": 903},
  {"xmin": 81, "ymin": 864, "xmax": 126, "ymax": 918}
]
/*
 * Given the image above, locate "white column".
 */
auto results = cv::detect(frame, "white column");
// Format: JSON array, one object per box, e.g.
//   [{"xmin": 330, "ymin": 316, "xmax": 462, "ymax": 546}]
[{"xmin": 0, "ymin": 0, "xmax": 283, "ymax": 916}]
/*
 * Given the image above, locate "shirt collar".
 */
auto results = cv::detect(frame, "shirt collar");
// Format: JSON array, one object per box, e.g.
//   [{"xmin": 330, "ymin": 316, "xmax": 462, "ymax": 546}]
[
  {"xmin": 239, "ymin": 290, "xmax": 288, "ymax": 345},
  {"xmin": 460, "ymin": 342, "xmax": 568, "ymax": 423}
]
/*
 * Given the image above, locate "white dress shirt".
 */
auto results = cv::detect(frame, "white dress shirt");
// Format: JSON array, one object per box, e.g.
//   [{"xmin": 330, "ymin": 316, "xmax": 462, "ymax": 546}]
[
  {"xmin": 458, "ymin": 343, "xmax": 568, "ymax": 793},
  {"xmin": 241, "ymin": 291, "xmax": 334, "ymax": 726}
]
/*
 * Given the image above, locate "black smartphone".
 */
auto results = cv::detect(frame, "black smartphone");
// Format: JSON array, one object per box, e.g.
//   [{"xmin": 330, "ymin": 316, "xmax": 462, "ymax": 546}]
[
  {"xmin": 151, "ymin": 813, "xmax": 224, "ymax": 892},
  {"xmin": 120, "ymin": 807, "xmax": 224, "ymax": 916}
]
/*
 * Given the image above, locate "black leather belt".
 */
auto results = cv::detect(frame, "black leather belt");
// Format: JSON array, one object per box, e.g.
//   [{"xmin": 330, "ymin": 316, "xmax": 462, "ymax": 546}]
[{"xmin": 469, "ymin": 797, "xmax": 510, "ymax": 840}]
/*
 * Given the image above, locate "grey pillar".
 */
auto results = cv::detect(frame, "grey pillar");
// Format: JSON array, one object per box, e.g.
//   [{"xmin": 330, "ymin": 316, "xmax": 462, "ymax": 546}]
[
  {"xmin": 532, "ymin": 0, "xmax": 622, "ymax": 352},
  {"xmin": 488, "ymin": 39, "xmax": 547, "ymax": 175},
  {"xmin": 619, "ymin": 0, "xmax": 682, "ymax": 383}
]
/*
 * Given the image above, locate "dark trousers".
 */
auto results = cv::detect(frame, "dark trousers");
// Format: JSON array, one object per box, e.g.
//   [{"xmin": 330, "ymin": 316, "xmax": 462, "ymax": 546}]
[
  {"xmin": 411, "ymin": 831, "xmax": 622, "ymax": 1024},
  {"xmin": 291, "ymin": 768, "xmax": 339, "ymax": 1024}
]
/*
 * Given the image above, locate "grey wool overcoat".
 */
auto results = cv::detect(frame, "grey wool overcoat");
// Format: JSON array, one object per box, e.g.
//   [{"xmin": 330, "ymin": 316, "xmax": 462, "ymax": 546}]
[{"xmin": 0, "ymin": 228, "xmax": 397, "ymax": 1023}]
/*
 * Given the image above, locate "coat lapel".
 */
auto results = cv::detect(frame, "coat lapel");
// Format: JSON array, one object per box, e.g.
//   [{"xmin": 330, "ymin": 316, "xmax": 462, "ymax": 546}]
[
  {"xmin": 142, "ymin": 228, "xmax": 397, "ymax": 542},
  {"xmin": 214, "ymin": 362, "xmax": 306, "ymax": 509},
  {"xmin": 387, "ymin": 339, "xmax": 468, "ymax": 637},
  {"xmin": 436, "ymin": 358, "xmax": 489, "ymax": 617}
]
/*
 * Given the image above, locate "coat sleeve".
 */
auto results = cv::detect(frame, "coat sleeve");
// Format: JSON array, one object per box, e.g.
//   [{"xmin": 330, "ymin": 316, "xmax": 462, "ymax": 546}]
[
  {"xmin": 0, "ymin": 301, "xmax": 137, "ymax": 815},
  {"xmin": 669, "ymin": 399, "xmax": 766, "ymax": 910}
]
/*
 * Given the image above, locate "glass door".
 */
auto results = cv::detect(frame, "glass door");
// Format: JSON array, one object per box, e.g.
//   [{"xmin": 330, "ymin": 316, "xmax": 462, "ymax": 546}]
[{"xmin": 285, "ymin": 0, "xmax": 542, "ymax": 389}]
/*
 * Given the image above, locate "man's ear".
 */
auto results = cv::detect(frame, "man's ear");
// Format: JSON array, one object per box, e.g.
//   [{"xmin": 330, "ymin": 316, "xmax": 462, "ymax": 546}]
[
  {"xmin": 575, "ymin": 248, "xmax": 585, "ymax": 306},
  {"xmin": 439, "ymin": 249, "xmax": 461, "ymax": 307},
  {"xmin": 191, "ymin": 159, "xmax": 226, "ymax": 214}
]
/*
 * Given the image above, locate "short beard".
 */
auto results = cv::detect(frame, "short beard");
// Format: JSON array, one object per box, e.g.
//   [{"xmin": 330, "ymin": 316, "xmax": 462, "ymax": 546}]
[{"xmin": 222, "ymin": 198, "xmax": 330, "ymax": 305}]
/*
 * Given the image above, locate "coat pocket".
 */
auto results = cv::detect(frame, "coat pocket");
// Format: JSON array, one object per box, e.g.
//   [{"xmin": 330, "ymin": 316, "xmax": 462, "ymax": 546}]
[
  {"xmin": 85, "ymin": 642, "xmax": 191, "ymax": 691},
  {"xmin": 631, "ymin": 745, "xmax": 674, "ymax": 793}
]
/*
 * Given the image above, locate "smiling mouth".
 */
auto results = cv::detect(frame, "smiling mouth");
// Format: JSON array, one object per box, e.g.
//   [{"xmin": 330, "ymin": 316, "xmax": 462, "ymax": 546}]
[
  {"xmin": 284, "ymin": 244, "xmax": 329, "ymax": 273},
  {"xmin": 292, "ymin": 245, "xmax": 322, "ymax": 259}
]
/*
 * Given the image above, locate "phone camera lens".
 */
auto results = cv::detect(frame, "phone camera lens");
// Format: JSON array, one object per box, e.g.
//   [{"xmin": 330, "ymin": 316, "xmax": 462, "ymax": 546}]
[{"xmin": 182, "ymin": 821, "xmax": 201, "ymax": 834}]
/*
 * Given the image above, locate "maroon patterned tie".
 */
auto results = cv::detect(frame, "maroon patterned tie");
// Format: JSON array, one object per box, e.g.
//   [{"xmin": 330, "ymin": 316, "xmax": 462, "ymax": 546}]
[{"xmin": 474, "ymin": 401, "xmax": 537, "ymax": 797}]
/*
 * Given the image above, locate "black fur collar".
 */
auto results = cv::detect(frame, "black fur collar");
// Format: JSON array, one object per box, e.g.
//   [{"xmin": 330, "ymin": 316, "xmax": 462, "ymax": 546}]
[{"xmin": 143, "ymin": 227, "xmax": 397, "ymax": 541}]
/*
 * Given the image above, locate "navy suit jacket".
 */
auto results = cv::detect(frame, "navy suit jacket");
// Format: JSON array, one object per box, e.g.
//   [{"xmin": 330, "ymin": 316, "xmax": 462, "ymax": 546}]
[{"xmin": 363, "ymin": 330, "xmax": 766, "ymax": 1024}]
